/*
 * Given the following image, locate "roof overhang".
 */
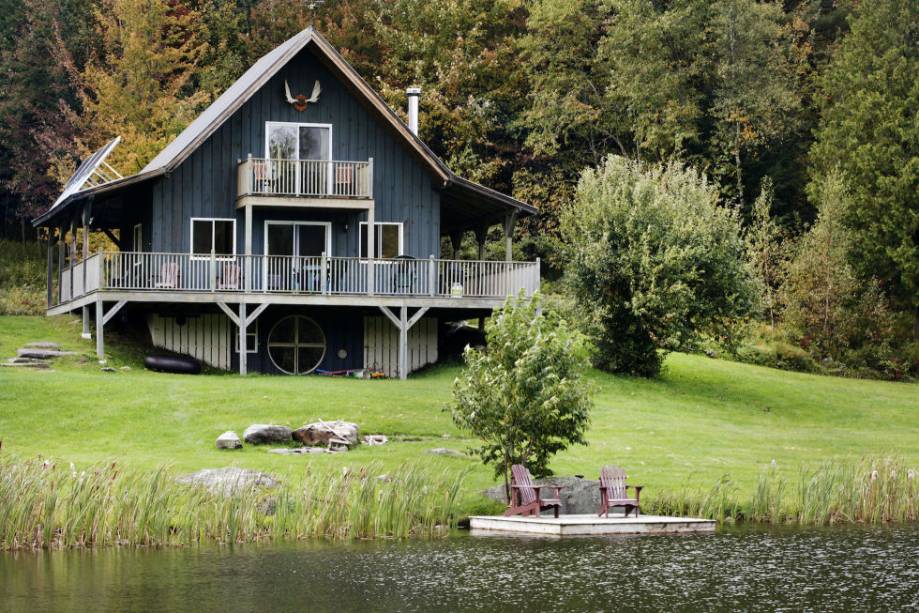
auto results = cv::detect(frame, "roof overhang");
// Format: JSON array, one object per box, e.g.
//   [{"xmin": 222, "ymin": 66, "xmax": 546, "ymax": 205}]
[{"xmin": 32, "ymin": 169, "xmax": 163, "ymax": 227}]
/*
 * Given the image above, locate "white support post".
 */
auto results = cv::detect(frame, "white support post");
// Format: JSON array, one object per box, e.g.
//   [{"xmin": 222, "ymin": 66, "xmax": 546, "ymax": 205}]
[
  {"xmin": 210, "ymin": 248, "xmax": 216, "ymax": 292},
  {"xmin": 238, "ymin": 302, "xmax": 247, "ymax": 376},
  {"xmin": 95, "ymin": 299, "xmax": 104, "ymax": 360},
  {"xmin": 321, "ymin": 251, "xmax": 328, "ymax": 295},
  {"xmin": 399, "ymin": 305, "xmax": 408, "ymax": 380},
  {"xmin": 366, "ymin": 205, "xmax": 375, "ymax": 296},
  {"xmin": 503, "ymin": 211, "xmax": 517, "ymax": 262},
  {"xmin": 82, "ymin": 202, "xmax": 90, "ymax": 296},
  {"xmin": 428, "ymin": 254, "xmax": 436, "ymax": 296},
  {"xmin": 244, "ymin": 203, "xmax": 252, "ymax": 291},
  {"xmin": 82, "ymin": 306, "xmax": 91, "ymax": 339}
]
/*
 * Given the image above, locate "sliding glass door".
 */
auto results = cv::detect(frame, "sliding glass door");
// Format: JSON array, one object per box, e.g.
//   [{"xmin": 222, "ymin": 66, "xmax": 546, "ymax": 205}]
[
  {"xmin": 266, "ymin": 123, "xmax": 332, "ymax": 195},
  {"xmin": 264, "ymin": 222, "xmax": 331, "ymax": 292}
]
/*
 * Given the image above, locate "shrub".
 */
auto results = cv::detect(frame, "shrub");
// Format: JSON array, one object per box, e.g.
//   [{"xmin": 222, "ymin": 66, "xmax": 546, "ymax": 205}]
[
  {"xmin": 450, "ymin": 292, "xmax": 592, "ymax": 492},
  {"xmin": 561, "ymin": 155, "xmax": 755, "ymax": 376}
]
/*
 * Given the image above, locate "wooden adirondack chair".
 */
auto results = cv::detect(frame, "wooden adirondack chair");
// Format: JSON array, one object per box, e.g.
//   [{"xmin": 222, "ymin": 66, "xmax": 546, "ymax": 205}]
[
  {"xmin": 154, "ymin": 262, "xmax": 179, "ymax": 289},
  {"xmin": 597, "ymin": 465, "xmax": 642, "ymax": 518},
  {"xmin": 505, "ymin": 464, "xmax": 563, "ymax": 518},
  {"xmin": 217, "ymin": 262, "xmax": 240, "ymax": 290}
]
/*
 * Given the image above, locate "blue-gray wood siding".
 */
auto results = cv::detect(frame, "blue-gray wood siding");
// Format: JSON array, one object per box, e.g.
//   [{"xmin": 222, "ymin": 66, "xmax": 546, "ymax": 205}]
[{"xmin": 149, "ymin": 46, "xmax": 441, "ymax": 258}]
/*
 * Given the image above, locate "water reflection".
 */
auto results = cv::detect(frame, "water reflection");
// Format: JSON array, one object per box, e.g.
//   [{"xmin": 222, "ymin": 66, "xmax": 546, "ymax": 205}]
[{"xmin": 2, "ymin": 525, "xmax": 918, "ymax": 612}]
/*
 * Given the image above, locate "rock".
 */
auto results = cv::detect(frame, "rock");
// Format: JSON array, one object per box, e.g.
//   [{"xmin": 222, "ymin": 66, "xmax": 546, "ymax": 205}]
[
  {"xmin": 100, "ymin": 366, "xmax": 117, "ymax": 373},
  {"xmin": 292, "ymin": 420, "xmax": 359, "ymax": 448},
  {"xmin": 484, "ymin": 476, "xmax": 602, "ymax": 515},
  {"xmin": 426, "ymin": 447, "xmax": 467, "ymax": 458},
  {"xmin": 16, "ymin": 348, "xmax": 76, "ymax": 360},
  {"xmin": 176, "ymin": 468, "xmax": 277, "ymax": 495},
  {"xmin": 243, "ymin": 424, "xmax": 292, "ymax": 444},
  {"xmin": 362, "ymin": 434, "xmax": 388, "ymax": 446},
  {"xmin": 268, "ymin": 447, "xmax": 328, "ymax": 455},
  {"xmin": 23, "ymin": 341, "xmax": 61, "ymax": 350},
  {"xmin": 2, "ymin": 358, "xmax": 51, "ymax": 369},
  {"xmin": 216, "ymin": 431, "xmax": 242, "ymax": 450}
]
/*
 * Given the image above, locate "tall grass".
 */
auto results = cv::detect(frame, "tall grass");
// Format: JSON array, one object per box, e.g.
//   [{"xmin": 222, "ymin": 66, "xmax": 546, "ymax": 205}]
[
  {"xmin": 648, "ymin": 458, "xmax": 919, "ymax": 525},
  {"xmin": 0, "ymin": 458, "xmax": 467, "ymax": 551}
]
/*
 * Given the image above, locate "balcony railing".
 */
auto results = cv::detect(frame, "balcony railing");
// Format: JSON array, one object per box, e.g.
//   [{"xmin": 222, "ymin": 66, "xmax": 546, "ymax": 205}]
[
  {"xmin": 56, "ymin": 251, "xmax": 539, "ymax": 304},
  {"xmin": 237, "ymin": 157, "xmax": 373, "ymax": 199}
]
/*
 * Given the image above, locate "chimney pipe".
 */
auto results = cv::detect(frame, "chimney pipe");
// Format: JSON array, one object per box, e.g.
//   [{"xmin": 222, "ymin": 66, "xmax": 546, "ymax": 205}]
[{"xmin": 406, "ymin": 87, "xmax": 421, "ymax": 136}]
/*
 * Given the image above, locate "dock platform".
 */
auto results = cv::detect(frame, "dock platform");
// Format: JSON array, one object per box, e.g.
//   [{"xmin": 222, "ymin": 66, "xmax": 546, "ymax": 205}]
[{"xmin": 469, "ymin": 513, "xmax": 716, "ymax": 537}]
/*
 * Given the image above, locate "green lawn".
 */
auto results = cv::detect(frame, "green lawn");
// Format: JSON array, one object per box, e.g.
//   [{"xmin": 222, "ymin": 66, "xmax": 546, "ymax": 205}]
[{"xmin": 1, "ymin": 315, "xmax": 917, "ymax": 511}]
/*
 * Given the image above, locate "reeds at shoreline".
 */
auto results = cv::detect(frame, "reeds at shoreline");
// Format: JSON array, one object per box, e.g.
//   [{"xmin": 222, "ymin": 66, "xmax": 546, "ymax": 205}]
[
  {"xmin": 648, "ymin": 458, "xmax": 919, "ymax": 524},
  {"xmin": 0, "ymin": 458, "xmax": 466, "ymax": 551}
]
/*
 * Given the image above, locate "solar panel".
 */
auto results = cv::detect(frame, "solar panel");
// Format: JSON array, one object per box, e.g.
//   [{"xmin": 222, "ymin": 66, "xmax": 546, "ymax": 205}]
[{"xmin": 51, "ymin": 137, "xmax": 123, "ymax": 209}]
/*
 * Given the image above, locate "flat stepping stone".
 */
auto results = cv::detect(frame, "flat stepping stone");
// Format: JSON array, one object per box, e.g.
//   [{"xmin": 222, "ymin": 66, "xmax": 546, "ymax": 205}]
[
  {"xmin": 24, "ymin": 342, "xmax": 62, "ymax": 350},
  {"xmin": 2, "ymin": 359, "xmax": 50, "ymax": 369},
  {"xmin": 16, "ymin": 349, "xmax": 77, "ymax": 360}
]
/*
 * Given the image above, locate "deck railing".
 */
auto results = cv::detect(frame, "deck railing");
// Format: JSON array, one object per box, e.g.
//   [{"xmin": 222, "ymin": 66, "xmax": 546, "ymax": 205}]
[
  {"xmin": 57, "ymin": 251, "xmax": 539, "ymax": 302},
  {"xmin": 237, "ymin": 157, "xmax": 373, "ymax": 199}
]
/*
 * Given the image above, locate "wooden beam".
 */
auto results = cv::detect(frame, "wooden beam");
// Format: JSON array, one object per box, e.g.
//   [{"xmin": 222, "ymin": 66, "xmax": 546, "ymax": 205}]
[
  {"xmin": 245, "ymin": 302, "xmax": 270, "ymax": 327},
  {"xmin": 406, "ymin": 306, "xmax": 430, "ymax": 330},
  {"xmin": 216, "ymin": 301, "xmax": 240, "ymax": 327},
  {"xmin": 378, "ymin": 305, "xmax": 401, "ymax": 329},
  {"xmin": 102, "ymin": 299, "xmax": 127, "ymax": 326},
  {"xmin": 102, "ymin": 228, "xmax": 124, "ymax": 250},
  {"xmin": 503, "ymin": 211, "xmax": 518, "ymax": 262}
]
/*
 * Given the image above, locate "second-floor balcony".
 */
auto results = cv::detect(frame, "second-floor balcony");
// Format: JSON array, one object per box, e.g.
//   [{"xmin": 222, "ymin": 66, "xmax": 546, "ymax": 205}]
[
  {"xmin": 55, "ymin": 251, "xmax": 540, "ymax": 307},
  {"xmin": 237, "ymin": 157, "xmax": 373, "ymax": 200}
]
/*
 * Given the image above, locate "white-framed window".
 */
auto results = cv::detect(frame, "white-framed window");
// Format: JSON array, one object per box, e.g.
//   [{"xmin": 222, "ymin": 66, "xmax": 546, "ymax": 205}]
[
  {"xmin": 265, "ymin": 122, "xmax": 332, "ymax": 161},
  {"xmin": 235, "ymin": 321, "xmax": 258, "ymax": 354},
  {"xmin": 132, "ymin": 223, "xmax": 143, "ymax": 252},
  {"xmin": 190, "ymin": 218, "xmax": 236, "ymax": 260},
  {"xmin": 359, "ymin": 222, "xmax": 403, "ymax": 258}
]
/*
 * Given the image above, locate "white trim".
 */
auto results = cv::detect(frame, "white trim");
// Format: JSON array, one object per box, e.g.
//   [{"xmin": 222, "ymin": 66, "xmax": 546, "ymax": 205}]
[
  {"xmin": 359, "ymin": 221, "xmax": 404, "ymax": 258},
  {"xmin": 263, "ymin": 220, "xmax": 333, "ymax": 256},
  {"xmin": 132, "ymin": 223, "xmax": 143, "ymax": 252},
  {"xmin": 235, "ymin": 319, "xmax": 259, "ymax": 353},
  {"xmin": 190, "ymin": 217, "xmax": 237, "ymax": 260}
]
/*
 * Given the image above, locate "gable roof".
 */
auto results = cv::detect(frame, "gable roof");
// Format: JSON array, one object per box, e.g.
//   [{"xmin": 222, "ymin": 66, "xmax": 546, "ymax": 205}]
[{"xmin": 36, "ymin": 27, "xmax": 533, "ymax": 227}]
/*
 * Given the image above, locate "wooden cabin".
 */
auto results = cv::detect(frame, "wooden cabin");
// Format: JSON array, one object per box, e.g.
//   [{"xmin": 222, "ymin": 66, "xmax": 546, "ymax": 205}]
[{"xmin": 32, "ymin": 28, "xmax": 538, "ymax": 379}]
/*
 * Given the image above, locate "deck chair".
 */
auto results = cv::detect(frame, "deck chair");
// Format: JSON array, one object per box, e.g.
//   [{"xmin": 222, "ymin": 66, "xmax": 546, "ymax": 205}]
[
  {"xmin": 217, "ymin": 262, "xmax": 240, "ymax": 290},
  {"xmin": 505, "ymin": 464, "xmax": 563, "ymax": 518},
  {"xmin": 597, "ymin": 465, "xmax": 642, "ymax": 518},
  {"xmin": 154, "ymin": 262, "xmax": 179, "ymax": 289}
]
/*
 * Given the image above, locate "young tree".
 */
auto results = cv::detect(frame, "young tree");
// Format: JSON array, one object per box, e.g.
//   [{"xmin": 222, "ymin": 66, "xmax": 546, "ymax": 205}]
[
  {"xmin": 562, "ymin": 155, "xmax": 755, "ymax": 376},
  {"xmin": 810, "ymin": 0, "xmax": 919, "ymax": 332},
  {"xmin": 451, "ymin": 293, "xmax": 592, "ymax": 495},
  {"xmin": 781, "ymin": 170, "xmax": 899, "ymax": 371},
  {"xmin": 745, "ymin": 177, "xmax": 791, "ymax": 330}
]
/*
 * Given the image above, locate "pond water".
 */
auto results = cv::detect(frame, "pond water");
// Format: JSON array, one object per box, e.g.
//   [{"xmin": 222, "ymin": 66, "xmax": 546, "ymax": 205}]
[{"xmin": 3, "ymin": 525, "xmax": 919, "ymax": 612}]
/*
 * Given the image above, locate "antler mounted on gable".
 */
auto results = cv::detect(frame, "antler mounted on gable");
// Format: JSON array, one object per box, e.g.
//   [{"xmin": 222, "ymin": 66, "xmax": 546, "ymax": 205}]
[{"xmin": 284, "ymin": 80, "xmax": 321, "ymax": 112}]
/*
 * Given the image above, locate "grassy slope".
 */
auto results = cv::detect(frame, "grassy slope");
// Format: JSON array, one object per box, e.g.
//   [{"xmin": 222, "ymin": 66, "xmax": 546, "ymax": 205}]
[{"xmin": 1, "ymin": 315, "xmax": 917, "ymax": 511}]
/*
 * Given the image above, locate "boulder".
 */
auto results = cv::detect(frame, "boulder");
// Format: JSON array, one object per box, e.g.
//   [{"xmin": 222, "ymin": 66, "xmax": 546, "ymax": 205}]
[
  {"xmin": 17, "ymin": 348, "xmax": 76, "ymax": 360},
  {"xmin": 292, "ymin": 420, "xmax": 359, "ymax": 448},
  {"xmin": 176, "ymin": 468, "xmax": 277, "ymax": 495},
  {"xmin": 24, "ymin": 341, "xmax": 61, "ymax": 350},
  {"xmin": 362, "ymin": 434, "xmax": 388, "ymax": 446},
  {"xmin": 243, "ymin": 424, "xmax": 292, "ymax": 444},
  {"xmin": 484, "ymin": 476, "xmax": 601, "ymax": 515},
  {"xmin": 216, "ymin": 431, "xmax": 242, "ymax": 450},
  {"xmin": 426, "ymin": 447, "xmax": 466, "ymax": 458}
]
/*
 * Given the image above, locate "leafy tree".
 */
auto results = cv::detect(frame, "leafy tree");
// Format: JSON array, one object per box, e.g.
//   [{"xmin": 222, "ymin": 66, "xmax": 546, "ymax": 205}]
[
  {"xmin": 745, "ymin": 177, "xmax": 791, "ymax": 329},
  {"xmin": 562, "ymin": 155, "xmax": 755, "ymax": 376},
  {"xmin": 75, "ymin": 0, "xmax": 211, "ymax": 173},
  {"xmin": 781, "ymin": 171, "xmax": 901, "ymax": 373},
  {"xmin": 451, "ymin": 293, "xmax": 592, "ymax": 494},
  {"xmin": 810, "ymin": 0, "xmax": 919, "ymax": 328}
]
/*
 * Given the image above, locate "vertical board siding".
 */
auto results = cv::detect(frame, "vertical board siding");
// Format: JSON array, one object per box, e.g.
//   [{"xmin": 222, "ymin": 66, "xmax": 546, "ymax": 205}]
[
  {"xmin": 147, "ymin": 313, "xmax": 231, "ymax": 370},
  {"xmin": 150, "ymin": 46, "xmax": 441, "ymax": 258},
  {"xmin": 362, "ymin": 316, "xmax": 437, "ymax": 378}
]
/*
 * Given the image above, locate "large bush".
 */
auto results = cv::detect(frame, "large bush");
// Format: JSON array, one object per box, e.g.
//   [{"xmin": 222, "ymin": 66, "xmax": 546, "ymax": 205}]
[
  {"xmin": 450, "ymin": 293, "xmax": 592, "ymax": 492},
  {"xmin": 562, "ymin": 156, "xmax": 754, "ymax": 376}
]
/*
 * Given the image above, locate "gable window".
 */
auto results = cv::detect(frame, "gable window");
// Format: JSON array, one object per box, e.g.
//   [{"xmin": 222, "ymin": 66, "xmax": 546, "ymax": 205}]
[
  {"xmin": 359, "ymin": 222, "xmax": 403, "ymax": 259},
  {"xmin": 191, "ymin": 218, "xmax": 235, "ymax": 259},
  {"xmin": 132, "ymin": 223, "xmax": 143, "ymax": 252}
]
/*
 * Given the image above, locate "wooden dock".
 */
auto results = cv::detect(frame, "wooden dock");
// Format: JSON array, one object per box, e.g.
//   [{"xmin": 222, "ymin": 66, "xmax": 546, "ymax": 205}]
[{"xmin": 469, "ymin": 513, "xmax": 716, "ymax": 537}]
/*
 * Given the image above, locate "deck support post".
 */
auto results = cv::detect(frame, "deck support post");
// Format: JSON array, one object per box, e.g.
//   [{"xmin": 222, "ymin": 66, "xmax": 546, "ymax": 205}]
[
  {"xmin": 475, "ymin": 227, "xmax": 487, "ymax": 331},
  {"xmin": 82, "ymin": 306, "xmax": 91, "ymax": 339},
  {"xmin": 449, "ymin": 231, "xmax": 463, "ymax": 259},
  {"xmin": 238, "ymin": 303, "xmax": 247, "ymax": 376},
  {"xmin": 95, "ymin": 298, "xmax": 104, "ymax": 360},
  {"xmin": 378, "ymin": 305, "xmax": 429, "ymax": 380},
  {"xmin": 366, "ymin": 204, "xmax": 375, "ymax": 296},
  {"xmin": 46, "ymin": 232, "xmax": 57, "ymax": 308},
  {"xmin": 244, "ymin": 203, "xmax": 252, "ymax": 291},
  {"xmin": 69, "ymin": 219, "xmax": 76, "ymax": 302},
  {"xmin": 81, "ymin": 201, "xmax": 91, "ymax": 296},
  {"xmin": 503, "ymin": 211, "xmax": 517, "ymax": 262}
]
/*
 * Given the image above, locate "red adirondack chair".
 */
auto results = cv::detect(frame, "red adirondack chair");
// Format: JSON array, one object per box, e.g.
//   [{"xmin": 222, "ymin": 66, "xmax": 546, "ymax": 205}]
[
  {"xmin": 597, "ymin": 465, "xmax": 642, "ymax": 518},
  {"xmin": 505, "ymin": 464, "xmax": 563, "ymax": 518}
]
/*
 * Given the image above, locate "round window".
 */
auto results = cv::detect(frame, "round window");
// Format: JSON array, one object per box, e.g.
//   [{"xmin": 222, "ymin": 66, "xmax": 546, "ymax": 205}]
[{"xmin": 267, "ymin": 315, "xmax": 326, "ymax": 375}]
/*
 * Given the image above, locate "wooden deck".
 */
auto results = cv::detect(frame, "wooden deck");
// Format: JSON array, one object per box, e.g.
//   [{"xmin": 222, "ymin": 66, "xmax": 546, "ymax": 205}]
[{"xmin": 468, "ymin": 514, "xmax": 716, "ymax": 537}]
